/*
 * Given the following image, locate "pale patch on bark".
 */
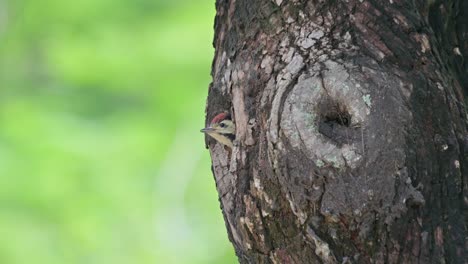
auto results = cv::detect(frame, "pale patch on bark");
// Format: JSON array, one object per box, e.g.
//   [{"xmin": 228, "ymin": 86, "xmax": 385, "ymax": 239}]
[
  {"xmin": 261, "ymin": 77, "xmax": 276, "ymax": 108},
  {"xmin": 233, "ymin": 83, "xmax": 249, "ymax": 143},
  {"xmin": 221, "ymin": 57, "xmax": 233, "ymax": 94},
  {"xmin": 261, "ymin": 55, "xmax": 274, "ymax": 75},
  {"xmin": 268, "ymin": 53, "xmax": 304, "ymax": 143},
  {"xmin": 272, "ymin": 0, "xmax": 283, "ymax": 6},
  {"xmin": 243, "ymin": 195, "xmax": 267, "ymax": 250},
  {"xmin": 245, "ymin": 118, "xmax": 256, "ymax": 146},
  {"xmin": 306, "ymin": 226, "xmax": 338, "ymax": 264},
  {"xmin": 252, "ymin": 168, "xmax": 274, "ymax": 211},
  {"xmin": 285, "ymin": 191, "xmax": 308, "ymax": 224},
  {"xmin": 412, "ymin": 33, "xmax": 431, "ymax": 53}
]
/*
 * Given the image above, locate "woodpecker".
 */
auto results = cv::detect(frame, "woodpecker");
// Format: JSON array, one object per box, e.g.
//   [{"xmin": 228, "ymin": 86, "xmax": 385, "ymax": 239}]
[{"xmin": 201, "ymin": 112, "xmax": 235, "ymax": 148}]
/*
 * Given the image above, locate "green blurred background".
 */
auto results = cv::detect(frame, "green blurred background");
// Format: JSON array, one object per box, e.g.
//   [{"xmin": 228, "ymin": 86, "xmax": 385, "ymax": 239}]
[{"xmin": 0, "ymin": 0, "xmax": 236, "ymax": 263}]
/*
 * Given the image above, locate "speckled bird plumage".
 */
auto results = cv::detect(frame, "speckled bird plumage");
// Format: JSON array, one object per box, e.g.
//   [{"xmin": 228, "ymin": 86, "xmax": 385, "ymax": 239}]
[{"xmin": 201, "ymin": 113, "xmax": 236, "ymax": 148}]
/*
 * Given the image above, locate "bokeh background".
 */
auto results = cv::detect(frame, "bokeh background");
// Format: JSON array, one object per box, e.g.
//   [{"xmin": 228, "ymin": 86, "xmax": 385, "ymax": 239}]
[{"xmin": 0, "ymin": 0, "xmax": 236, "ymax": 263}]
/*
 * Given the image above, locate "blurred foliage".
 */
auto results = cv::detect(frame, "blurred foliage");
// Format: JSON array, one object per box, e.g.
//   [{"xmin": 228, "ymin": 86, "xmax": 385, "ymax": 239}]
[{"xmin": 0, "ymin": 0, "xmax": 236, "ymax": 263}]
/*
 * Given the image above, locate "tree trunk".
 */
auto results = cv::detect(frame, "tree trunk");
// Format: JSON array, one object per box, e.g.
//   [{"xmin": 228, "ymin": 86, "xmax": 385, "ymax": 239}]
[{"xmin": 204, "ymin": 0, "xmax": 468, "ymax": 263}]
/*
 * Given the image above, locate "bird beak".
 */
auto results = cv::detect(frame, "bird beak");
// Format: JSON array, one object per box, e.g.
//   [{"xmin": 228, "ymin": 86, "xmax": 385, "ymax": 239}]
[{"xmin": 200, "ymin": 127, "xmax": 214, "ymax": 133}]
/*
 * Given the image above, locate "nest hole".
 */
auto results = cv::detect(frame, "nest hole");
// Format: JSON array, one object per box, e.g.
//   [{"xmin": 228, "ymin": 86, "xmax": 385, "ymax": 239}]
[
  {"xmin": 318, "ymin": 99, "xmax": 351, "ymax": 128},
  {"xmin": 324, "ymin": 110, "xmax": 351, "ymax": 127},
  {"xmin": 317, "ymin": 98, "xmax": 354, "ymax": 146}
]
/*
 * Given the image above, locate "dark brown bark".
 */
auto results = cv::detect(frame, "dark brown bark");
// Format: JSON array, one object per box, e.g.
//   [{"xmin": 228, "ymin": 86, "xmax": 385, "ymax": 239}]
[{"xmin": 204, "ymin": 0, "xmax": 468, "ymax": 263}]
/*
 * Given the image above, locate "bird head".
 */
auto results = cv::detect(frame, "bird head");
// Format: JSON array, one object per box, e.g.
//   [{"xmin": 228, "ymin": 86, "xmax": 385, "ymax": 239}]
[{"xmin": 201, "ymin": 112, "xmax": 235, "ymax": 148}]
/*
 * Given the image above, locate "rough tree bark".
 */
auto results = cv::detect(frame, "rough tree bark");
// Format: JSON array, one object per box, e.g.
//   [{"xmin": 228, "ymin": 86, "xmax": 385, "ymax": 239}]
[{"xmin": 204, "ymin": 0, "xmax": 467, "ymax": 263}]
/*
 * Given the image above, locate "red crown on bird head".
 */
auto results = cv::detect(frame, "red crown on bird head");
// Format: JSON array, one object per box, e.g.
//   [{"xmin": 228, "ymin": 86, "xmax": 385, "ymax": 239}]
[{"xmin": 210, "ymin": 112, "xmax": 231, "ymax": 125}]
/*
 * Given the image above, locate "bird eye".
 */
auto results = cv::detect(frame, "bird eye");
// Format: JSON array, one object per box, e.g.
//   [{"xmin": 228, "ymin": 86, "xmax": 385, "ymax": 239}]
[{"xmin": 219, "ymin": 123, "xmax": 226, "ymax": 128}]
